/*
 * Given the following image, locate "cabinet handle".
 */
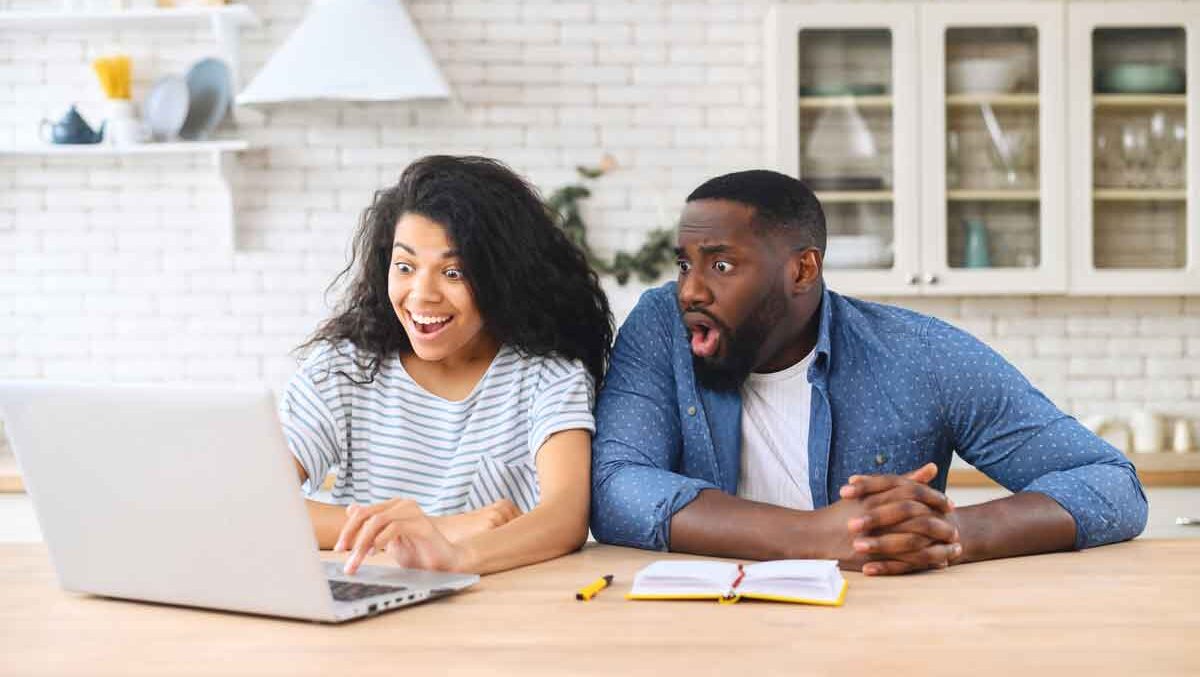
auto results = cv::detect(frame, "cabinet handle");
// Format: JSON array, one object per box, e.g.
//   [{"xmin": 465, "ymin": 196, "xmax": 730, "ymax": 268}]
[
  {"xmin": 906, "ymin": 273, "xmax": 919, "ymax": 285},
  {"xmin": 924, "ymin": 273, "xmax": 939, "ymax": 285}
]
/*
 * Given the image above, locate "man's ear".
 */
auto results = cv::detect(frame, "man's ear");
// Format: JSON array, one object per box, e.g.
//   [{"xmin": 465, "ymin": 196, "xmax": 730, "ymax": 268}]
[{"xmin": 787, "ymin": 247, "xmax": 822, "ymax": 294}]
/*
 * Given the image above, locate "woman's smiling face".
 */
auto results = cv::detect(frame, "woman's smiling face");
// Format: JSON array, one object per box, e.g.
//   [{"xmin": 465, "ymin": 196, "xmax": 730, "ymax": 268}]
[{"xmin": 388, "ymin": 212, "xmax": 491, "ymax": 363}]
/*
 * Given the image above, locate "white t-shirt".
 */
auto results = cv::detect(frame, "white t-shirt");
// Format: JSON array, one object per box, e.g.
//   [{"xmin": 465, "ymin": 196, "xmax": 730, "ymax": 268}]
[
  {"xmin": 279, "ymin": 341, "xmax": 595, "ymax": 515},
  {"xmin": 736, "ymin": 349, "xmax": 816, "ymax": 510}
]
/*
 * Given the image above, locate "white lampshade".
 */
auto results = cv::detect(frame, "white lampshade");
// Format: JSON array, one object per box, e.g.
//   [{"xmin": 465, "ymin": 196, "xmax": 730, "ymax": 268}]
[{"xmin": 236, "ymin": 0, "xmax": 451, "ymax": 105}]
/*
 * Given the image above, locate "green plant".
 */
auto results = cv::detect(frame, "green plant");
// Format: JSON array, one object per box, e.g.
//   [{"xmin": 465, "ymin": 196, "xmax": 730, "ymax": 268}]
[{"xmin": 546, "ymin": 161, "xmax": 676, "ymax": 285}]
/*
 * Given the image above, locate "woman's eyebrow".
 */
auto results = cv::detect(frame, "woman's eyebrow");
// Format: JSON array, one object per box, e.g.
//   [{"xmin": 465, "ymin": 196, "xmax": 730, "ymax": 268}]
[{"xmin": 392, "ymin": 242, "xmax": 459, "ymax": 258}]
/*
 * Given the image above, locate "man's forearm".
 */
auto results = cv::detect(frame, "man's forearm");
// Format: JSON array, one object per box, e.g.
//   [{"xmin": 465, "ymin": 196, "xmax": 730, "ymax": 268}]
[
  {"xmin": 668, "ymin": 489, "xmax": 837, "ymax": 561},
  {"xmin": 954, "ymin": 491, "xmax": 1077, "ymax": 564}
]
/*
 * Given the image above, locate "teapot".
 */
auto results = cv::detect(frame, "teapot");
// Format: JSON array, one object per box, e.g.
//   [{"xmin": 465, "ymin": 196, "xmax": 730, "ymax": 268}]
[{"xmin": 39, "ymin": 105, "xmax": 105, "ymax": 145}]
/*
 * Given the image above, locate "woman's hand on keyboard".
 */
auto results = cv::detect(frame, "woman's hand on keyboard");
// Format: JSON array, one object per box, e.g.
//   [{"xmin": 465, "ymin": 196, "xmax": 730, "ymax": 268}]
[{"xmin": 335, "ymin": 498, "xmax": 469, "ymax": 574}]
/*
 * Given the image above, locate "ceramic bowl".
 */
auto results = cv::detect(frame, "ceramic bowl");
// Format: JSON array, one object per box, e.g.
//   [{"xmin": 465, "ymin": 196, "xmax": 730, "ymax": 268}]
[
  {"xmin": 823, "ymin": 234, "xmax": 891, "ymax": 269},
  {"xmin": 1097, "ymin": 64, "xmax": 1185, "ymax": 94},
  {"xmin": 947, "ymin": 58, "xmax": 1020, "ymax": 94}
]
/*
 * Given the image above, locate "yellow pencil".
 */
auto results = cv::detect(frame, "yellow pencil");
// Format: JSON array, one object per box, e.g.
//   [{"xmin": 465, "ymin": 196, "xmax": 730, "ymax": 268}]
[{"xmin": 575, "ymin": 574, "xmax": 613, "ymax": 601}]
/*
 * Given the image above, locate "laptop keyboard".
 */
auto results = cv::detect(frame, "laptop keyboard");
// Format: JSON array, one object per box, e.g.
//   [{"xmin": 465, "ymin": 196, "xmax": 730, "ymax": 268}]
[{"xmin": 327, "ymin": 580, "xmax": 409, "ymax": 602}]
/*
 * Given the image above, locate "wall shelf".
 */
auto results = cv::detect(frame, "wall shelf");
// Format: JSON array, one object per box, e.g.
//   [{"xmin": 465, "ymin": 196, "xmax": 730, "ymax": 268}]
[
  {"xmin": 1093, "ymin": 94, "xmax": 1188, "ymax": 109},
  {"xmin": 1093, "ymin": 188, "xmax": 1188, "ymax": 202},
  {"xmin": 948, "ymin": 189, "xmax": 1041, "ymax": 201},
  {"xmin": 0, "ymin": 5, "xmax": 259, "ymax": 251},
  {"xmin": 798, "ymin": 95, "xmax": 893, "ymax": 110},
  {"xmin": 0, "ymin": 140, "xmax": 249, "ymax": 156},
  {"xmin": 813, "ymin": 190, "xmax": 894, "ymax": 203},
  {"xmin": 946, "ymin": 93, "xmax": 1040, "ymax": 107},
  {"xmin": 0, "ymin": 6, "xmax": 258, "ymax": 31}
]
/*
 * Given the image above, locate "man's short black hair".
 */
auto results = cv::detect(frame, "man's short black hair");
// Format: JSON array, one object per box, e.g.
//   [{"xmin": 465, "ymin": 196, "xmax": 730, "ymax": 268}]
[{"xmin": 685, "ymin": 170, "xmax": 826, "ymax": 253}]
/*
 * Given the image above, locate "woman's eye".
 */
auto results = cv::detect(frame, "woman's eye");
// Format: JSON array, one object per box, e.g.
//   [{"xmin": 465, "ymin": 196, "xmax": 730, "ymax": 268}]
[
  {"xmin": 676, "ymin": 260, "xmax": 691, "ymax": 273},
  {"xmin": 714, "ymin": 261, "xmax": 734, "ymax": 273},
  {"xmin": 393, "ymin": 262, "xmax": 413, "ymax": 273},
  {"xmin": 444, "ymin": 268, "xmax": 464, "ymax": 281}
]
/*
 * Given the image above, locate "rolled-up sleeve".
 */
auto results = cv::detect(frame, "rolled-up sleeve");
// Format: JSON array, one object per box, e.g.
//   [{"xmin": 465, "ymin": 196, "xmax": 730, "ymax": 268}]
[
  {"xmin": 924, "ymin": 318, "xmax": 1147, "ymax": 549},
  {"xmin": 591, "ymin": 291, "xmax": 718, "ymax": 551}
]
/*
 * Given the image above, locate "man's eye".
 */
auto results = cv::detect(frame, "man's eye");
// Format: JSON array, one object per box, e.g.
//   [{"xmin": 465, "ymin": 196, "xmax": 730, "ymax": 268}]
[
  {"xmin": 393, "ymin": 262, "xmax": 413, "ymax": 273},
  {"xmin": 714, "ymin": 261, "xmax": 734, "ymax": 273},
  {"xmin": 444, "ymin": 268, "xmax": 464, "ymax": 281},
  {"xmin": 677, "ymin": 260, "xmax": 691, "ymax": 273}
]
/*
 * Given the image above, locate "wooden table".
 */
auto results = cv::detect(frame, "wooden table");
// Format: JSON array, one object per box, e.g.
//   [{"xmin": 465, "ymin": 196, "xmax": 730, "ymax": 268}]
[{"xmin": 1, "ymin": 541, "xmax": 1197, "ymax": 676}]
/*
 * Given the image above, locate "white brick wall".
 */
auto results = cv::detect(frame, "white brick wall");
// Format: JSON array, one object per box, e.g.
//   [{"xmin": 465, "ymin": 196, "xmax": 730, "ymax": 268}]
[{"xmin": 0, "ymin": 0, "xmax": 1197, "ymax": 440}]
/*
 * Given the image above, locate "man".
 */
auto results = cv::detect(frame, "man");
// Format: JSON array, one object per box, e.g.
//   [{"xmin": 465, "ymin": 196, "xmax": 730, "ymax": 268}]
[{"xmin": 590, "ymin": 170, "xmax": 1147, "ymax": 574}]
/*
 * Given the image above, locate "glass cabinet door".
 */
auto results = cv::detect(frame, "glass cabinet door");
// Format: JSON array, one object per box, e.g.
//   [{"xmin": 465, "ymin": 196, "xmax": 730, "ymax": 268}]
[
  {"xmin": 766, "ymin": 4, "xmax": 919, "ymax": 296},
  {"xmin": 920, "ymin": 3, "xmax": 1066, "ymax": 294},
  {"xmin": 1069, "ymin": 4, "xmax": 1199, "ymax": 293}
]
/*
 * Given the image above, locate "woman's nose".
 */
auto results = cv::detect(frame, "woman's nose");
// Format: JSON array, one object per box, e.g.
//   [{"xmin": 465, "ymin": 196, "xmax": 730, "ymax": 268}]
[{"xmin": 409, "ymin": 269, "xmax": 443, "ymax": 302}]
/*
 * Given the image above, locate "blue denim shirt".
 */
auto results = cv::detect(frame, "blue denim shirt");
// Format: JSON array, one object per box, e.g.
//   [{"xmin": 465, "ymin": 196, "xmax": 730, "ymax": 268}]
[{"xmin": 591, "ymin": 283, "xmax": 1148, "ymax": 552}]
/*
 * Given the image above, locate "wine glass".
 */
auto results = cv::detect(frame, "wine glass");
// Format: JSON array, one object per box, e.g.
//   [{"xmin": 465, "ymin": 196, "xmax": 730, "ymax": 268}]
[
  {"xmin": 946, "ymin": 129, "xmax": 962, "ymax": 189},
  {"xmin": 1148, "ymin": 110, "xmax": 1175, "ymax": 188},
  {"xmin": 1163, "ymin": 120, "xmax": 1188, "ymax": 188},
  {"xmin": 1119, "ymin": 122, "xmax": 1151, "ymax": 189},
  {"xmin": 1094, "ymin": 125, "xmax": 1119, "ymax": 188}
]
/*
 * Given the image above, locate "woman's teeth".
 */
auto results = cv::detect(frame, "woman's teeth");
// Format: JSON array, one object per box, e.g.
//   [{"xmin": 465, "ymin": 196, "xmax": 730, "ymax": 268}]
[{"xmin": 411, "ymin": 312, "xmax": 451, "ymax": 335}]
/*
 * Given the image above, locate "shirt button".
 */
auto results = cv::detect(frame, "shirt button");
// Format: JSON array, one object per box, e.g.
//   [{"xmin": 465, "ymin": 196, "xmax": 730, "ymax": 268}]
[
  {"xmin": 874, "ymin": 453, "xmax": 887, "ymax": 466},
  {"xmin": 686, "ymin": 406, "xmax": 697, "ymax": 416}
]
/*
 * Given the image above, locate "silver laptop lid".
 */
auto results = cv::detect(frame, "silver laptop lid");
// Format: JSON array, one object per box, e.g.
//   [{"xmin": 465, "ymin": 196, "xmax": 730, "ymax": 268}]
[{"xmin": 0, "ymin": 382, "xmax": 339, "ymax": 621}]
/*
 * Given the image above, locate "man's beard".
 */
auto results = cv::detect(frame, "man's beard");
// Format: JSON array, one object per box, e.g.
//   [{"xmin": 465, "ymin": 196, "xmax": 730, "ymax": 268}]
[{"xmin": 689, "ymin": 286, "xmax": 787, "ymax": 392}]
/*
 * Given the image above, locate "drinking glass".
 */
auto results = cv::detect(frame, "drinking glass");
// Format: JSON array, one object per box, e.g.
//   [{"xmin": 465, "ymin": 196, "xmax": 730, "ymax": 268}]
[
  {"xmin": 1119, "ymin": 122, "xmax": 1152, "ymax": 188},
  {"xmin": 1094, "ymin": 125, "xmax": 1119, "ymax": 188}
]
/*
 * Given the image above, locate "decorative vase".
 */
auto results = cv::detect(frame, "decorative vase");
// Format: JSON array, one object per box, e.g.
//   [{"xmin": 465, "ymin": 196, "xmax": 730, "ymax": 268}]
[{"xmin": 963, "ymin": 218, "xmax": 991, "ymax": 268}]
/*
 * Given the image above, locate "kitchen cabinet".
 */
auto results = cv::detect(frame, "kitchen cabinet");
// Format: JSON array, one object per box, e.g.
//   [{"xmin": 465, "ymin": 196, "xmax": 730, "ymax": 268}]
[
  {"xmin": 919, "ymin": 3, "xmax": 1066, "ymax": 295},
  {"xmin": 766, "ymin": 2, "xmax": 1197, "ymax": 296},
  {"xmin": 1068, "ymin": 3, "xmax": 1199, "ymax": 294},
  {"xmin": 766, "ymin": 3, "xmax": 921, "ymax": 295}
]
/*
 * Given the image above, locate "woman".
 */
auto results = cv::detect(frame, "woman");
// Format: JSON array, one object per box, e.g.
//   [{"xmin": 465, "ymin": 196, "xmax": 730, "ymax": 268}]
[{"xmin": 280, "ymin": 155, "xmax": 612, "ymax": 575}]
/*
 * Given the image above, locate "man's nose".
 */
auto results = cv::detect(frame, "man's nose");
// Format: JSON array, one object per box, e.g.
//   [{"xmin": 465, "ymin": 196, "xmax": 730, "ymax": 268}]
[{"xmin": 678, "ymin": 268, "xmax": 713, "ymax": 309}]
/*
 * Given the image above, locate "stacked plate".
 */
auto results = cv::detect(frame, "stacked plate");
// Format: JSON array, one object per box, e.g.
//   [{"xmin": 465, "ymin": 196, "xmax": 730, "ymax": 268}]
[{"xmin": 143, "ymin": 58, "xmax": 233, "ymax": 142}]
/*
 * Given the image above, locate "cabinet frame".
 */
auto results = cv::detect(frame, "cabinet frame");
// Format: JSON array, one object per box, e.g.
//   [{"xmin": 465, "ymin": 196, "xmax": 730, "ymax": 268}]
[
  {"xmin": 918, "ymin": 2, "xmax": 1067, "ymax": 295},
  {"xmin": 765, "ymin": 3, "xmax": 922, "ymax": 296},
  {"xmin": 1067, "ymin": 2, "xmax": 1200, "ymax": 295}
]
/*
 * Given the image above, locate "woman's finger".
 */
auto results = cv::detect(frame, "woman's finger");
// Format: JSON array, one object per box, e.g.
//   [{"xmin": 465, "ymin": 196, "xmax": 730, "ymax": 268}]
[
  {"xmin": 344, "ymin": 514, "xmax": 392, "ymax": 574},
  {"xmin": 335, "ymin": 502, "xmax": 383, "ymax": 552}
]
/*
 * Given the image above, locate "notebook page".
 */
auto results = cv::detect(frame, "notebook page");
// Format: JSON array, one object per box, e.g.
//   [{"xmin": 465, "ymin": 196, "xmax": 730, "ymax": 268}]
[
  {"xmin": 631, "ymin": 561, "xmax": 739, "ymax": 596},
  {"xmin": 738, "ymin": 560, "xmax": 842, "ymax": 601}
]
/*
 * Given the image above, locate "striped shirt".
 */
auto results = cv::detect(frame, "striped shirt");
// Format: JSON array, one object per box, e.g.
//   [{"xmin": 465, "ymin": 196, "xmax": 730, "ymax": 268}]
[{"xmin": 279, "ymin": 341, "xmax": 595, "ymax": 514}]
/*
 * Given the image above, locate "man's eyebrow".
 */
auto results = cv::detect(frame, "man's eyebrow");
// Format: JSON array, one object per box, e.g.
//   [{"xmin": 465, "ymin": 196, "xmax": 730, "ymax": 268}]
[
  {"xmin": 392, "ymin": 242, "xmax": 459, "ymax": 258},
  {"xmin": 698, "ymin": 244, "xmax": 731, "ymax": 255}
]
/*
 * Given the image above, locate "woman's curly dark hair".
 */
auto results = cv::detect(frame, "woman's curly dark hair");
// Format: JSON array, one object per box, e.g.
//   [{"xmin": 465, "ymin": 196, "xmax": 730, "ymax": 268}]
[{"xmin": 299, "ymin": 155, "xmax": 614, "ymax": 393}]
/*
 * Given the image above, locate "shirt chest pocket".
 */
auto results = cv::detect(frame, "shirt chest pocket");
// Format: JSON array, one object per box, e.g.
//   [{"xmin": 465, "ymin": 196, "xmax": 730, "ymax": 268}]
[
  {"xmin": 465, "ymin": 454, "xmax": 540, "ymax": 514},
  {"xmin": 840, "ymin": 429, "xmax": 943, "ymax": 477}
]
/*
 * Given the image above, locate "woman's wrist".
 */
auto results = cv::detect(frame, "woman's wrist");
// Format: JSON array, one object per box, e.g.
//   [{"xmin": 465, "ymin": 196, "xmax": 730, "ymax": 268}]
[{"xmin": 454, "ymin": 540, "xmax": 483, "ymax": 573}]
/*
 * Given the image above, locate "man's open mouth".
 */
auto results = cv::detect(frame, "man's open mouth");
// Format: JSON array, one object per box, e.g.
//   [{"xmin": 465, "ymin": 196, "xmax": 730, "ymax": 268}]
[{"xmin": 685, "ymin": 315, "xmax": 722, "ymax": 359}]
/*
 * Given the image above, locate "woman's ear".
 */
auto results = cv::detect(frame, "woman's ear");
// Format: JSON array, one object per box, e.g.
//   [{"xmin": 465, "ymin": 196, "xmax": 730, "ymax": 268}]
[{"xmin": 787, "ymin": 247, "xmax": 822, "ymax": 294}]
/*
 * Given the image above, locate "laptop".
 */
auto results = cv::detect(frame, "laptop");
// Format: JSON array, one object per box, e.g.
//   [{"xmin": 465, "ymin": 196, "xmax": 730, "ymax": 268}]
[{"xmin": 0, "ymin": 381, "xmax": 479, "ymax": 623}]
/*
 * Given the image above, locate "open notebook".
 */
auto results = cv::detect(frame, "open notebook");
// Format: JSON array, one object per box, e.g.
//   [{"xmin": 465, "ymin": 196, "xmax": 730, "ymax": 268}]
[{"xmin": 627, "ymin": 559, "xmax": 847, "ymax": 606}]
